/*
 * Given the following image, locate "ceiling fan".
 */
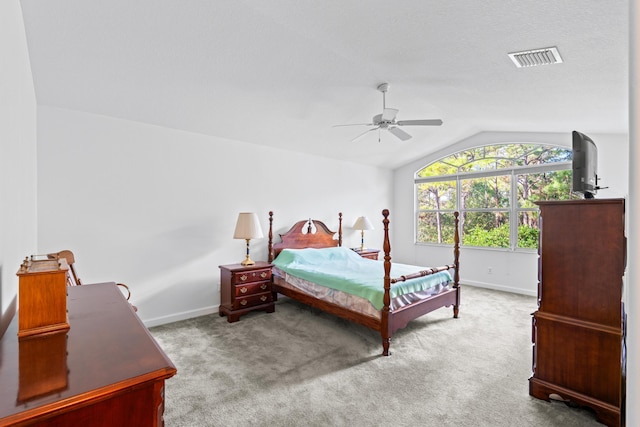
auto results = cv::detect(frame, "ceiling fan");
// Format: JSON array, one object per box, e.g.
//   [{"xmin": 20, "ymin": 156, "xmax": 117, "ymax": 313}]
[{"xmin": 334, "ymin": 83, "xmax": 443, "ymax": 142}]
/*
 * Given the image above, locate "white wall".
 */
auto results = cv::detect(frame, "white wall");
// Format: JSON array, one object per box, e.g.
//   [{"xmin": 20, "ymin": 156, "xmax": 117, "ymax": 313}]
[
  {"xmin": 0, "ymin": 0, "xmax": 37, "ymax": 328},
  {"xmin": 627, "ymin": 2, "xmax": 639, "ymax": 424},
  {"xmin": 36, "ymin": 106, "xmax": 392, "ymax": 326},
  {"xmin": 392, "ymin": 131, "xmax": 629, "ymax": 296}
]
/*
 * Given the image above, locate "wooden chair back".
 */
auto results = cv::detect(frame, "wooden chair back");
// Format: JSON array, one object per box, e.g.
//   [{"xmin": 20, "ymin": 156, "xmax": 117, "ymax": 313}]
[{"xmin": 46, "ymin": 250, "xmax": 136, "ymax": 311}]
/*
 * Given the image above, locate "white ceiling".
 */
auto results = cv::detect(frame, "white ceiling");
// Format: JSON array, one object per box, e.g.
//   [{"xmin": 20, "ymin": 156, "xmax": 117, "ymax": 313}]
[{"xmin": 20, "ymin": 0, "xmax": 629, "ymax": 169}]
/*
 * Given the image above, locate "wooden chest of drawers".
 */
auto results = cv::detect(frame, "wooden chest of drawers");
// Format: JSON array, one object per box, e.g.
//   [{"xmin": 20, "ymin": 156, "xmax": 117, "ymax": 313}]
[
  {"xmin": 218, "ymin": 262, "xmax": 275, "ymax": 322},
  {"xmin": 529, "ymin": 199, "xmax": 625, "ymax": 427}
]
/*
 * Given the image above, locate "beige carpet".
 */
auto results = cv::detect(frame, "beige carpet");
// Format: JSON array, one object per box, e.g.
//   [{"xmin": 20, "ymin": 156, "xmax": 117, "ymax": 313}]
[{"xmin": 150, "ymin": 286, "xmax": 606, "ymax": 426}]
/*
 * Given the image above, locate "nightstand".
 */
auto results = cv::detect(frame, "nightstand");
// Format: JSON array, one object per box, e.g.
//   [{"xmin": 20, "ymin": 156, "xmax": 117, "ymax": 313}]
[
  {"xmin": 351, "ymin": 248, "xmax": 380, "ymax": 260},
  {"xmin": 218, "ymin": 262, "xmax": 274, "ymax": 323}
]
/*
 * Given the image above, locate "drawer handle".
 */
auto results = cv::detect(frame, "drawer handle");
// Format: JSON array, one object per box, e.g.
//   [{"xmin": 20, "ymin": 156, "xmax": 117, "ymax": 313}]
[
  {"xmin": 260, "ymin": 295, "xmax": 267, "ymax": 302},
  {"xmin": 240, "ymin": 287, "xmax": 248, "ymax": 294},
  {"xmin": 260, "ymin": 284, "xmax": 267, "ymax": 290},
  {"xmin": 240, "ymin": 299, "xmax": 248, "ymax": 306},
  {"xmin": 260, "ymin": 272, "xmax": 268, "ymax": 278},
  {"xmin": 239, "ymin": 274, "xmax": 247, "ymax": 281}
]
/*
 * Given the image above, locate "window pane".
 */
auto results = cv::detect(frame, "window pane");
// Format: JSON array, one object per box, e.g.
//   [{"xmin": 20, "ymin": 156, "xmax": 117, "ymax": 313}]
[
  {"xmin": 417, "ymin": 212, "xmax": 457, "ymax": 244},
  {"xmin": 517, "ymin": 211, "xmax": 539, "ymax": 249},
  {"xmin": 517, "ymin": 170, "xmax": 573, "ymax": 208},
  {"xmin": 458, "ymin": 145, "xmax": 513, "ymax": 172},
  {"xmin": 417, "ymin": 159, "xmax": 460, "ymax": 177},
  {"xmin": 416, "ymin": 144, "xmax": 572, "ymax": 176},
  {"xmin": 462, "ymin": 211, "xmax": 510, "ymax": 248},
  {"xmin": 461, "ymin": 176, "xmax": 510, "ymax": 209},
  {"xmin": 514, "ymin": 145, "xmax": 573, "ymax": 167},
  {"xmin": 417, "ymin": 181, "xmax": 456, "ymax": 210}
]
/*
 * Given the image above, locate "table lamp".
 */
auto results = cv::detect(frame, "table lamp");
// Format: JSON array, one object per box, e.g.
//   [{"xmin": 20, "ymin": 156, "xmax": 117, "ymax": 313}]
[
  {"xmin": 233, "ymin": 212, "xmax": 264, "ymax": 265},
  {"xmin": 352, "ymin": 216, "xmax": 374, "ymax": 251}
]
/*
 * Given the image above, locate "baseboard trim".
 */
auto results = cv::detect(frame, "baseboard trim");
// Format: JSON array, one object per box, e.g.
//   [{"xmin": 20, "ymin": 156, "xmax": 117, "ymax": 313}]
[
  {"xmin": 143, "ymin": 305, "xmax": 218, "ymax": 328},
  {"xmin": 141, "ymin": 283, "xmax": 535, "ymax": 328},
  {"xmin": 462, "ymin": 280, "xmax": 537, "ymax": 297}
]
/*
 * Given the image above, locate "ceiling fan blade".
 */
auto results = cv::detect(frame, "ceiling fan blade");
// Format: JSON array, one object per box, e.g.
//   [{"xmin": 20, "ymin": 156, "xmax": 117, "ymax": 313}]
[
  {"xmin": 333, "ymin": 122, "xmax": 374, "ymax": 127},
  {"xmin": 351, "ymin": 127, "xmax": 378, "ymax": 142},
  {"xmin": 388, "ymin": 126, "xmax": 412, "ymax": 141},
  {"xmin": 396, "ymin": 119, "xmax": 443, "ymax": 126},
  {"xmin": 382, "ymin": 108, "xmax": 398, "ymax": 121}
]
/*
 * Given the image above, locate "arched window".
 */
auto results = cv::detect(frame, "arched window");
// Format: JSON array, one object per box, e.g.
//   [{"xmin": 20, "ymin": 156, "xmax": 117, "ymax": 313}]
[{"xmin": 415, "ymin": 144, "xmax": 575, "ymax": 250}]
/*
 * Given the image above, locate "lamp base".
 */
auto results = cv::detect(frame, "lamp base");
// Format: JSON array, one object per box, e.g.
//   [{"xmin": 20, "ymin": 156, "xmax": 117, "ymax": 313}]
[
  {"xmin": 240, "ymin": 256, "xmax": 255, "ymax": 266},
  {"xmin": 241, "ymin": 238, "xmax": 255, "ymax": 265}
]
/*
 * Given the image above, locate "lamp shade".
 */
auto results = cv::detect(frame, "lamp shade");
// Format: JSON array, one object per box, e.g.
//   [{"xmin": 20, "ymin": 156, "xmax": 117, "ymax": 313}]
[
  {"xmin": 233, "ymin": 213, "xmax": 264, "ymax": 240},
  {"xmin": 352, "ymin": 216, "xmax": 374, "ymax": 231}
]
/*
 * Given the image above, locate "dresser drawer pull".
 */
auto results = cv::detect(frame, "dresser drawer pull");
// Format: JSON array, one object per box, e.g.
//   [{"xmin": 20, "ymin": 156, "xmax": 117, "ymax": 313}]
[
  {"xmin": 239, "ymin": 274, "xmax": 247, "ymax": 281},
  {"xmin": 240, "ymin": 287, "xmax": 248, "ymax": 294},
  {"xmin": 260, "ymin": 284, "xmax": 267, "ymax": 290},
  {"xmin": 260, "ymin": 295, "xmax": 267, "ymax": 302},
  {"xmin": 260, "ymin": 272, "xmax": 268, "ymax": 279},
  {"xmin": 240, "ymin": 299, "xmax": 248, "ymax": 306}
]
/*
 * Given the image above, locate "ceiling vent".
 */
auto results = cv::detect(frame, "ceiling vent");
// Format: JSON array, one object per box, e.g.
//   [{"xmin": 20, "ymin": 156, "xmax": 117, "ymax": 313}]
[{"xmin": 508, "ymin": 47, "xmax": 563, "ymax": 68}]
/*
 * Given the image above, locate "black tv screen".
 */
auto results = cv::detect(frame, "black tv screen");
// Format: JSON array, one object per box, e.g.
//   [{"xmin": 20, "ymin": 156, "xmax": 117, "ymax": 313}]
[{"xmin": 571, "ymin": 131, "xmax": 598, "ymax": 198}]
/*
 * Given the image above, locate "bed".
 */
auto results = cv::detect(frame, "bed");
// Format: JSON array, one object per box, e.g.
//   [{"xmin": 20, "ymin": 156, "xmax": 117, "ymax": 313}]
[{"xmin": 267, "ymin": 209, "xmax": 460, "ymax": 356}]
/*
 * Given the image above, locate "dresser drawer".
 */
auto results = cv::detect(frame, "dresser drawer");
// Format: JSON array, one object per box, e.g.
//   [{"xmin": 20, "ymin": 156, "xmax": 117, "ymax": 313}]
[
  {"xmin": 234, "ymin": 280, "xmax": 270, "ymax": 297},
  {"xmin": 233, "ymin": 292, "xmax": 273, "ymax": 310},
  {"xmin": 233, "ymin": 268, "xmax": 271, "ymax": 284}
]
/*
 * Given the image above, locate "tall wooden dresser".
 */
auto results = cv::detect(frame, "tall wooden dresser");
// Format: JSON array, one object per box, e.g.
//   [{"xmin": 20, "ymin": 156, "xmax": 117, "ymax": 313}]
[{"xmin": 530, "ymin": 199, "xmax": 626, "ymax": 427}]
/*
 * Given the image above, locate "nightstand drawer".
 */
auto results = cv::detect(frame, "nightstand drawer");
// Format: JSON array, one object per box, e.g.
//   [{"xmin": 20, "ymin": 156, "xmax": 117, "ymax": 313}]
[
  {"xmin": 233, "ymin": 292, "xmax": 273, "ymax": 310},
  {"xmin": 232, "ymin": 268, "xmax": 271, "ymax": 284},
  {"xmin": 234, "ymin": 281, "xmax": 270, "ymax": 297}
]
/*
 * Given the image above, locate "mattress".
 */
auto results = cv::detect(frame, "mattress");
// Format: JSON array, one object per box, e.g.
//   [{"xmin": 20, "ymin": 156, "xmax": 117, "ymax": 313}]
[{"xmin": 272, "ymin": 247, "xmax": 453, "ymax": 319}]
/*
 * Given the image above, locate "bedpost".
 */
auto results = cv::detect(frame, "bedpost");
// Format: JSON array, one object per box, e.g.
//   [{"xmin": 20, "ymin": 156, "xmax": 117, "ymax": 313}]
[
  {"xmin": 268, "ymin": 211, "xmax": 274, "ymax": 263},
  {"xmin": 381, "ymin": 209, "xmax": 392, "ymax": 356},
  {"xmin": 338, "ymin": 212, "xmax": 343, "ymax": 247},
  {"xmin": 453, "ymin": 211, "xmax": 460, "ymax": 318}
]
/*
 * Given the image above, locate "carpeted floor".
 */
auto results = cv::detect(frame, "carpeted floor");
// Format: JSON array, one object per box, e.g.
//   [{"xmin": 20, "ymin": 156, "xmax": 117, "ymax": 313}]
[{"xmin": 150, "ymin": 286, "xmax": 605, "ymax": 426}]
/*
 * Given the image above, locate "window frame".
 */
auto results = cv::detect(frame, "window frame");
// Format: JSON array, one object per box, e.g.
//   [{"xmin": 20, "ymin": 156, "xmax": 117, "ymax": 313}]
[{"xmin": 415, "ymin": 150, "xmax": 572, "ymax": 251}]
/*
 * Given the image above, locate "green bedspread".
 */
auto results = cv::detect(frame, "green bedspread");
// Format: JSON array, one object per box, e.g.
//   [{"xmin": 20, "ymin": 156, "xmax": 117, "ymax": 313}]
[{"xmin": 272, "ymin": 246, "xmax": 453, "ymax": 310}]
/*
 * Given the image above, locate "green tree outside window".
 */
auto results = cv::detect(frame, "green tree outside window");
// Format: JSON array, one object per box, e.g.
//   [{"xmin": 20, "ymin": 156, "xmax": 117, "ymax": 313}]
[{"xmin": 415, "ymin": 144, "xmax": 575, "ymax": 250}]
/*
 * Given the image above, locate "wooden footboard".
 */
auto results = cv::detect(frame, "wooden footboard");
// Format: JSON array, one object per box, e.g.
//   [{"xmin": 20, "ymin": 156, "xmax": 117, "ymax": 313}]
[
  {"xmin": 388, "ymin": 288, "xmax": 460, "ymax": 334},
  {"xmin": 380, "ymin": 210, "xmax": 460, "ymax": 355},
  {"xmin": 268, "ymin": 209, "xmax": 461, "ymax": 356}
]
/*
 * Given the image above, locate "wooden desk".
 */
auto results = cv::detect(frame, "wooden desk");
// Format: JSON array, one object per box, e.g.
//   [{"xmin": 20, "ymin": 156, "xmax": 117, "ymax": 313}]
[{"xmin": 0, "ymin": 283, "xmax": 177, "ymax": 427}]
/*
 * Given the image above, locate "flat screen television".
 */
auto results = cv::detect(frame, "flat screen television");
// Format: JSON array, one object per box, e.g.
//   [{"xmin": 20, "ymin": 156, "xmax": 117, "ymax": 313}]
[{"xmin": 571, "ymin": 130, "xmax": 599, "ymax": 199}]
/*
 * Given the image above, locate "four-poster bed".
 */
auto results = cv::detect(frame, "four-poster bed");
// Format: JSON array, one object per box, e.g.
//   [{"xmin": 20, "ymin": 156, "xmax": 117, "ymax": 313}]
[{"xmin": 267, "ymin": 209, "xmax": 461, "ymax": 356}]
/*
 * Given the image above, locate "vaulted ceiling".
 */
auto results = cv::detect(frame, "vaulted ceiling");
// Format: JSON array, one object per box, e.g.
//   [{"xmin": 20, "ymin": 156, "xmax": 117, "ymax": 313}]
[{"xmin": 20, "ymin": 0, "xmax": 628, "ymax": 168}]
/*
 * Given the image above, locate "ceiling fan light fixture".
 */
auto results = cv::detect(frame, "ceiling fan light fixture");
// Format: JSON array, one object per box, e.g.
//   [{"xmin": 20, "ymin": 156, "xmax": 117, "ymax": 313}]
[{"xmin": 508, "ymin": 46, "xmax": 563, "ymax": 68}]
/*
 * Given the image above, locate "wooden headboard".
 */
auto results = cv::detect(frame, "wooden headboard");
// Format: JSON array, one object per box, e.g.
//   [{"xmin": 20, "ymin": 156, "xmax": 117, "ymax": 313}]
[{"xmin": 268, "ymin": 212, "xmax": 343, "ymax": 262}]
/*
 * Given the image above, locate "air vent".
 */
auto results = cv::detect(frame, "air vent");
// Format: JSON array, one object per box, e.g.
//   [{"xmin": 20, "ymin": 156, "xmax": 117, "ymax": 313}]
[{"xmin": 508, "ymin": 47, "xmax": 563, "ymax": 68}]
